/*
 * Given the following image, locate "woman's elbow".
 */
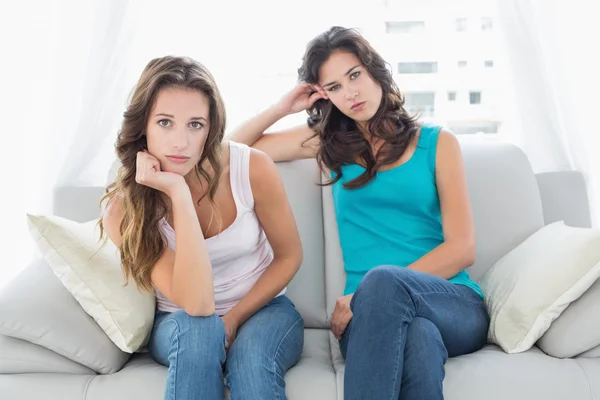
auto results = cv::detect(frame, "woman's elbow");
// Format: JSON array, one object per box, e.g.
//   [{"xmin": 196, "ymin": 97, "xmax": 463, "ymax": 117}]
[
  {"xmin": 184, "ymin": 302, "xmax": 216, "ymax": 317},
  {"xmin": 461, "ymin": 239, "xmax": 476, "ymax": 266}
]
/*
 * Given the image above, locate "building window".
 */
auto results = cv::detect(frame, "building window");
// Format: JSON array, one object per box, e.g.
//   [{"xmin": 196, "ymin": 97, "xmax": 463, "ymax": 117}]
[
  {"xmin": 456, "ymin": 18, "xmax": 468, "ymax": 32},
  {"xmin": 485, "ymin": 60, "xmax": 494, "ymax": 68},
  {"xmin": 397, "ymin": 62, "xmax": 438, "ymax": 74},
  {"xmin": 386, "ymin": 21, "xmax": 425, "ymax": 34},
  {"xmin": 458, "ymin": 60, "xmax": 467, "ymax": 68},
  {"xmin": 447, "ymin": 91, "xmax": 456, "ymax": 101},
  {"xmin": 469, "ymin": 91, "xmax": 482, "ymax": 104},
  {"xmin": 481, "ymin": 17, "xmax": 493, "ymax": 31},
  {"xmin": 405, "ymin": 92, "xmax": 435, "ymax": 118}
]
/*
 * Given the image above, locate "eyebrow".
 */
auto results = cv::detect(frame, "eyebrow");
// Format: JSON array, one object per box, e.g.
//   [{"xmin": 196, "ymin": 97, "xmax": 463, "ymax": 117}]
[
  {"xmin": 322, "ymin": 65, "xmax": 360, "ymax": 88},
  {"xmin": 155, "ymin": 113, "xmax": 207, "ymax": 122}
]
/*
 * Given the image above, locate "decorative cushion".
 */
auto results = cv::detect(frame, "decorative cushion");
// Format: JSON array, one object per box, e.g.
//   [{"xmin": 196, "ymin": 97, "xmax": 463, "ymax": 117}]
[
  {"xmin": 27, "ymin": 214, "xmax": 155, "ymax": 353},
  {"xmin": 480, "ymin": 221, "xmax": 600, "ymax": 353}
]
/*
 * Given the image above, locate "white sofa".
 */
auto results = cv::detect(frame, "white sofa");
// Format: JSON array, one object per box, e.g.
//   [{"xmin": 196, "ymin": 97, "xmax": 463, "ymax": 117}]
[{"xmin": 1, "ymin": 138, "xmax": 598, "ymax": 399}]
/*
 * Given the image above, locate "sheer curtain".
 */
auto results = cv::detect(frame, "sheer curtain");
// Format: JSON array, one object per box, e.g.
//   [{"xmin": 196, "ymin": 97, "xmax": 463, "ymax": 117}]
[
  {"xmin": 496, "ymin": 0, "xmax": 600, "ymax": 226},
  {"xmin": 0, "ymin": 0, "xmax": 365, "ymax": 287},
  {"xmin": 1, "ymin": 1, "xmax": 137, "ymax": 287},
  {"xmin": 5, "ymin": 0, "xmax": 595, "ymax": 289}
]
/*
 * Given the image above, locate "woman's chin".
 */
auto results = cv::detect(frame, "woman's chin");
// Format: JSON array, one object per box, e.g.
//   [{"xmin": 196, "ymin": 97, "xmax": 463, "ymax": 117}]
[{"xmin": 162, "ymin": 165, "xmax": 191, "ymax": 176}]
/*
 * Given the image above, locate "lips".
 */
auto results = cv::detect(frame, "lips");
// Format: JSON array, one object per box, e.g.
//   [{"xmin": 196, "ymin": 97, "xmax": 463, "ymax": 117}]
[
  {"xmin": 166, "ymin": 155, "xmax": 190, "ymax": 163},
  {"xmin": 351, "ymin": 101, "xmax": 366, "ymax": 111}
]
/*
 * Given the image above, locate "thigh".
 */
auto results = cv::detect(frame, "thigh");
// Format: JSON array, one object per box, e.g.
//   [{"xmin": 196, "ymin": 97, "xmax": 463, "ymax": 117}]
[
  {"xmin": 401, "ymin": 272, "xmax": 489, "ymax": 357},
  {"xmin": 227, "ymin": 295, "xmax": 304, "ymax": 370},
  {"xmin": 353, "ymin": 266, "xmax": 489, "ymax": 357}
]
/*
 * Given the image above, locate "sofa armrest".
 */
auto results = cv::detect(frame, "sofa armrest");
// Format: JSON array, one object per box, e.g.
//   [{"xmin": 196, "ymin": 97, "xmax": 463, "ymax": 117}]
[
  {"xmin": 536, "ymin": 171, "xmax": 591, "ymax": 228},
  {"xmin": 53, "ymin": 186, "xmax": 106, "ymax": 222}
]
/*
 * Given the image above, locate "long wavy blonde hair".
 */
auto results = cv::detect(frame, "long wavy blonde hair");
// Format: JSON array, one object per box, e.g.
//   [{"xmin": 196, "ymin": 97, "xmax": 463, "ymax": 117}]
[{"xmin": 98, "ymin": 56, "xmax": 226, "ymax": 292}]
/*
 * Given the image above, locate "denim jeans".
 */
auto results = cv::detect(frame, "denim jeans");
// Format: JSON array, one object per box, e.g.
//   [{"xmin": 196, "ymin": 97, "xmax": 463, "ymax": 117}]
[
  {"xmin": 339, "ymin": 266, "xmax": 489, "ymax": 400},
  {"xmin": 148, "ymin": 295, "xmax": 304, "ymax": 400}
]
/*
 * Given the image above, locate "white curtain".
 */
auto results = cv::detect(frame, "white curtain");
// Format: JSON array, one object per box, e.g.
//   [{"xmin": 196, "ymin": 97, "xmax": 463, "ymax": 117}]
[
  {"xmin": 4, "ymin": 0, "xmax": 595, "ymax": 289},
  {"xmin": 0, "ymin": 0, "xmax": 137, "ymax": 287},
  {"xmin": 0, "ymin": 0, "xmax": 363, "ymax": 287},
  {"xmin": 496, "ymin": 0, "xmax": 600, "ymax": 226}
]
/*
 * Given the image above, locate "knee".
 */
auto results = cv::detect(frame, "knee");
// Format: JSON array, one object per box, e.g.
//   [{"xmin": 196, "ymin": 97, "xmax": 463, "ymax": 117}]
[
  {"xmin": 169, "ymin": 311, "xmax": 225, "ymax": 358},
  {"xmin": 356, "ymin": 265, "xmax": 413, "ymax": 301},
  {"xmin": 406, "ymin": 318, "xmax": 447, "ymax": 363}
]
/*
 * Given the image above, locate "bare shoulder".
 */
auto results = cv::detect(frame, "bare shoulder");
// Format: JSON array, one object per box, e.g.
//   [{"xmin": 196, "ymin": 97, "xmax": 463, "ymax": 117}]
[
  {"xmin": 436, "ymin": 128, "xmax": 462, "ymax": 160},
  {"xmin": 249, "ymin": 147, "xmax": 278, "ymax": 179},
  {"xmin": 435, "ymin": 128, "xmax": 466, "ymax": 179},
  {"xmin": 437, "ymin": 128, "xmax": 460, "ymax": 145},
  {"xmin": 248, "ymin": 147, "xmax": 283, "ymax": 194},
  {"xmin": 102, "ymin": 194, "xmax": 125, "ymax": 246},
  {"xmin": 219, "ymin": 140, "xmax": 231, "ymax": 166}
]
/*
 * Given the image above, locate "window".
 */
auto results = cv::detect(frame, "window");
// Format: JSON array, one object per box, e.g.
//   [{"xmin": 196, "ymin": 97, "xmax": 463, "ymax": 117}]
[
  {"xmin": 397, "ymin": 62, "xmax": 438, "ymax": 74},
  {"xmin": 447, "ymin": 91, "xmax": 456, "ymax": 101},
  {"xmin": 481, "ymin": 17, "xmax": 493, "ymax": 31},
  {"xmin": 405, "ymin": 92, "xmax": 435, "ymax": 117},
  {"xmin": 456, "ymin": 18, "xmax": 468, "ymax": 32},
  {"xmin": 485, "ymin": 60, "xmax": 494, "ymax": 68},
  {"xmin": 386, "ymin": 21, "xmax": 425, "ymax": 34},
  {"xmin": 469, "ymin": 91, "xmax": 482, "ymax": 104},
  {"xmin": 458, "ymin": 60, "xmax": 467, "ymax": 68},
  {"xmin": 450, "ymin": 122, "xmax": 499, "ymax": 135}
]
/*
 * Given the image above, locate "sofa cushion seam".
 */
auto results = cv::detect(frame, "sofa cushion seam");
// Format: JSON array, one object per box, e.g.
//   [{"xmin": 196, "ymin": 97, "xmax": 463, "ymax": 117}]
[
  {"xmin": 0, "ymin": 355, "xmax": 93, "ymax": 374},
  {"xmin": 572, "ymin": 358, "xmax": 594, "ymax": 400},
  {"xmin": 82, "ymin": 374, "xmax": 97, "ymax": 400}
]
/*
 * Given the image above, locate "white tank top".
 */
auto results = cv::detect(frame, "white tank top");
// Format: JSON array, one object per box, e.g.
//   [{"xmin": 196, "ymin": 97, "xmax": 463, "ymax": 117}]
[{"xmin": 155, "ymin": 141, "xmax": 285, "ymax": 315}]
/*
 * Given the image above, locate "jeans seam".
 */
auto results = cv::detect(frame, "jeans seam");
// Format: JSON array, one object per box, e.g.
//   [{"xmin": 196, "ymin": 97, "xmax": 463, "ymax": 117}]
[
  {"xmin": 272, "ymin": 314, "xmax": 303, "ymax": 400},
  {"xmin": 163, "ymin": 319, "xmax": 181, "ymax": 400},
  {"xmin": 389, "ymin": 295, "xmax": 414, "ymax": 399}
]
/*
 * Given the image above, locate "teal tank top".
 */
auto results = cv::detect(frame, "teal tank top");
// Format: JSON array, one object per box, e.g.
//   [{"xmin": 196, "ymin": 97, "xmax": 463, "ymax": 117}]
[{"xmin": 332, "ymin": 125, "xmax": 483, "ymax": 297}]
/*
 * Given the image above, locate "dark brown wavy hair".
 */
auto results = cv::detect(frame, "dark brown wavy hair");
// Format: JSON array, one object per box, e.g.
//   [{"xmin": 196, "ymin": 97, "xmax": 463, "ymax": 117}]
[
  {"xmin": 98, "ymin": 56, "xmax": 226, "ymax": 292},
  {"xmin": 298, "ymin": 26, "xmax": 419, "ymax": 189}
]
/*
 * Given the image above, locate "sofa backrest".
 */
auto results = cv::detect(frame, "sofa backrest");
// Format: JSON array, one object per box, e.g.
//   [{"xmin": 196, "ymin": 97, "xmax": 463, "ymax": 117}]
[
  {"xmin": 62, "ymin": 138, "xmax": 589, "ymax": 330},
  {"xmin": 319, "ymin": 139, "xmax": 547, "ymax": 312},
  {"xmin": 459, "ymin": 140, "xmax": 545, "ymax": 280}
]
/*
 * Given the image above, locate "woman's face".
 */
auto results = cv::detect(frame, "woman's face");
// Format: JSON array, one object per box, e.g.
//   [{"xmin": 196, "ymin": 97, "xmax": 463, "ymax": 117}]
[
  {"xmin": 318, "ymin": 50, "xmax": 383, "ymax": 128},
  {"xmin": 145, "ymin": 86, "xmax": 210, "ymax": 176}
]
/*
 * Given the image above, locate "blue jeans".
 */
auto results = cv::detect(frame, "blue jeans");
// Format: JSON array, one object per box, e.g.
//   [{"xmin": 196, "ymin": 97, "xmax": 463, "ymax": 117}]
[
  {"xmin": 148, "ymin": 295, "xmax": 304, "ymax": 400},
  {"xmin": 339, "ymin": 266, "xmax": 489, "ymax": 400}
]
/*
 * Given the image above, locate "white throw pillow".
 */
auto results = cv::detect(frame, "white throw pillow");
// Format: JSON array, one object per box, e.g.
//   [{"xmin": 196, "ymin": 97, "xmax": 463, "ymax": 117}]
[
  {"xmin": 27, "ymin": 214, "xmax": 155, "ymax": 353},
  {"xmin": 480, "ymin": 220, "xmax": 600, "ymax": 354}
]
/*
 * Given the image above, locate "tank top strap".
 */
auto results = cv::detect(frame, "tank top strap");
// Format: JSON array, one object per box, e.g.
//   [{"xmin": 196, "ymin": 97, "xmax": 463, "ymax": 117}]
[{"xmin": 227, "ymin": 141, "xmax": 254, "ymax": 210}]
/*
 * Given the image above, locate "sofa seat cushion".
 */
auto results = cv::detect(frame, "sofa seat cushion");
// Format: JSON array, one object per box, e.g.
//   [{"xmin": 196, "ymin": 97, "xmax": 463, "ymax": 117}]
[
  {"xmin": 0, "ymin": 329, "xmax": 338, "ymax": 400},
  {"xmin": 330, "ymin": 338, "xmax": 592, "ymax": 400},
  {"xmin": 87, "ymin": 329, "xmax": 337, "ymax": 400},
  {"xmin": 444, "ymin": 345, "xmax": 592, "ymax": 400},
  {"xmin": 572, "ymin": 358, "xmax": 600, "ymax": 398}
]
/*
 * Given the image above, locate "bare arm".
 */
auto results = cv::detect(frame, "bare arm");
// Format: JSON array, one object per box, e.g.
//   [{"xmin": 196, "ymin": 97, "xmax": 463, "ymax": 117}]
[
  {"xmin": 224, "ymin": 149, "xmax": 303, "ymax": 326},
  {"xmin": 103, "ymin": 154, "xmax": 215, "ymax": 317},
  {"xmin": 407, "ymin": 129, "xmax": 476, "ymax": 278},
  {"xmin": 151, "ymin": 186, "xmax": 215, "ymax": 316},
  {"xmin": 229, "ymin": 83, "xmax": 325, "ymax": 162}
]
